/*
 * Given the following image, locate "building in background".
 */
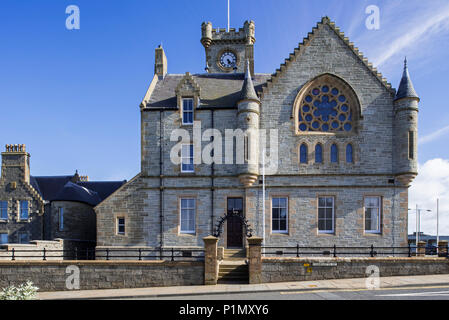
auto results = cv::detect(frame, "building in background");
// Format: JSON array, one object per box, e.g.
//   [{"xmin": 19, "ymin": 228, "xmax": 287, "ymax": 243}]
[{"xmin": 0, "ymin": 144, "xmax": 125, "ymax": 248}]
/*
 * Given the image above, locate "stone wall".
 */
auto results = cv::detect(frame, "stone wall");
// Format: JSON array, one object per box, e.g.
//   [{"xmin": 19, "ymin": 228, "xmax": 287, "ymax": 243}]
[
  {"xmin": 0, "ymin": 239, "xmax": 64, "ymax": 260},
  {"xmin": 50, "ymin": 201, "xmax": 96, "ymax": 242},
  {"xmin": 0, "ymin": 147, "xmax": 44, "ymax": 243},
  {"xmin": 0, "ymin": 260, "xmax": 204, "ymax": 291},
  {"xmin": 261, "ymin": 257, "xmax": 449, "ymax": 283}
]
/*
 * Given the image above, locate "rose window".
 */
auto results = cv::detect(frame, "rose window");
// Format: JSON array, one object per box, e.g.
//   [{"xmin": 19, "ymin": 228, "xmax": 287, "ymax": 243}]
[{"xmin": 298, "ymin": 84, "xmax": 353, "ymax": 132}]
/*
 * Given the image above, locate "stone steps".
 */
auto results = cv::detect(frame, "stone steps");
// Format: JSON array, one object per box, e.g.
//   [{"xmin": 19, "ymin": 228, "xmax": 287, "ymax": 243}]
[{"xmin": 218, "ymin": 249, "xmax": 248, "ymax": 284}]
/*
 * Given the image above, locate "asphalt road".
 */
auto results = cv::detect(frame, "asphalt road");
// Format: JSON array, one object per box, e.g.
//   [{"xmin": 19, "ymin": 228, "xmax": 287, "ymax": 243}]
[{"xmin": 130, "ymin": 285, "xmax": 449, "ymax": 300}]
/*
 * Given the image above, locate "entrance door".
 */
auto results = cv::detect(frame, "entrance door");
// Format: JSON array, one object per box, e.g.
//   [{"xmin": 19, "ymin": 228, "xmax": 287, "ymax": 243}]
[{"xmin": 227, "ymin": 198, "xmax": 243, "ymax": 248}]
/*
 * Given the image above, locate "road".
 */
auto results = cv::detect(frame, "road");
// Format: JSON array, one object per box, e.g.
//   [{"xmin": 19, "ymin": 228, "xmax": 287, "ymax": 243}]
[{"xmin": 131, "ymin": 285, "xmax": 449, "ymax": 300}]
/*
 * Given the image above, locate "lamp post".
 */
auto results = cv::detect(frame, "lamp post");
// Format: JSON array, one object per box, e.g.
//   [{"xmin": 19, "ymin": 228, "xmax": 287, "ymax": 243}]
[{"xmin": 409, "ymin": 206, "xmax": 432, "ymax": 247}]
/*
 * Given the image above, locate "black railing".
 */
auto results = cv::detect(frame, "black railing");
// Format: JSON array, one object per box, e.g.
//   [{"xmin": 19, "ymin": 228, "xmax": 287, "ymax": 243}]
[
  {"xmin": 262, "ymin": 244, "xmax": 449, "ymax": 258},
  {"xmin": 1, "ymin": 247, "xmax": 205, "ymax": 261}
]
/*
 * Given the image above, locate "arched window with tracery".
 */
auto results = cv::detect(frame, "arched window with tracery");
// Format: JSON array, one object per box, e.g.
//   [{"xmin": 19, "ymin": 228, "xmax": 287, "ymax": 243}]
[{"xmin": 294, "ymin": 74, "xmax": 360, "ymax": 134}]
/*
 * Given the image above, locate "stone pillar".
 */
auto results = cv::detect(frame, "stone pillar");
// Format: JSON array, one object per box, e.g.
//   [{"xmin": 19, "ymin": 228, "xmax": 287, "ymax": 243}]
[
  {"xmin": 417, "ymin": 241, "xmax": 426, "ymax": 257},
  {"xmin": 438, "ymin": 240, "xmax": 448, "ymax": 257},
  {"xmin": 203, "ymin": 236, "xmax": 219, "ymax": 285},
  {"xmin": 217, "ymin": 247, "xmax": 224, "ymax": 261},
  {"xmin": 248, "ymin": 237, "xmax": 263, "ymax": 284}
]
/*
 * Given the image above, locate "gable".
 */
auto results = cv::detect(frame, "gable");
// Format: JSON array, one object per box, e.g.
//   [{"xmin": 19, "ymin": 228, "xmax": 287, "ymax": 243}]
[{"xmin": 260, "ymin": 17, "xmax": 395, "ymax": 101}]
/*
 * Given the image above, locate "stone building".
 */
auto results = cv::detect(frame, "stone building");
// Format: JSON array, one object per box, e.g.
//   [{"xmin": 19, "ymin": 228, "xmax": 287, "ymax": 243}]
[
  {"xmin": 0, "ymin": 144, "xmax": 125, "ymax": 247},
  {"xmin": 96, "ymin": 17, "xmax": 419, "ymax": 251}
]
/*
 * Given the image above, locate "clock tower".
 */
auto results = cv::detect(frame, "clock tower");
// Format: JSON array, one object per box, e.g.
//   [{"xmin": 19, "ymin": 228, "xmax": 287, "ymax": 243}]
[{"xmin": 201, "ymin": 21, "xmax": 255, "ymax": 74}]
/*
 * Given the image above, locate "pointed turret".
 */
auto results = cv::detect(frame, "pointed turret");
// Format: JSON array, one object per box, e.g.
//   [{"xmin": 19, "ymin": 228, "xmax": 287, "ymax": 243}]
[
  {"xmin": 393, "ymin": 58, "xmax": 419, "ymax": 186},
  {"xmin": 395, "ymin": 58, "xmax": 419, "ymax": 101},
  {"xmin": 236, "ymin": 61, "xmax": 260, "ymax": 187},
  {"xmin": 239, "ymin": 60, "xmax": 259, "ymax": 102}
]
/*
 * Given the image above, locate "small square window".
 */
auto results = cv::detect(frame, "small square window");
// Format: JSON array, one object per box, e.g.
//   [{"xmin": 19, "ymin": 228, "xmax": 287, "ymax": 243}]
[
  {"xmin": 0, "ymin": 233, "xmax": 8, "ymax": 244},
  {"xmin": 117, "ymin": 217, "xmax": 125, "ymax": 235},
  {"xmin": 18, "ymin": 232, "xmax": 29, "ymax": 244},
  {"xmin": 20, "ymin": 201, "xmax": 29, "ymax": 220},
  {"xmin": 0, "ymin": 201, "xmax": 8, "ymax": 220}
]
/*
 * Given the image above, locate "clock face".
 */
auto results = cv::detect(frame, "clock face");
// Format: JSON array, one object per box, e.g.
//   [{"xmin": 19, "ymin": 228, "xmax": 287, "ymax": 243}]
[{"xmin": 219, "ymin": 51, "xmax": 237, "ymax": 69}]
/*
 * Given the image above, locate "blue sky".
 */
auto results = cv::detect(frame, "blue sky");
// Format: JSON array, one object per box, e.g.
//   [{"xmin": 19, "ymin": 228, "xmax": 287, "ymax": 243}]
[{"xmin": 1, "ymin": 0, "xmax": 449, "ymax": 234}]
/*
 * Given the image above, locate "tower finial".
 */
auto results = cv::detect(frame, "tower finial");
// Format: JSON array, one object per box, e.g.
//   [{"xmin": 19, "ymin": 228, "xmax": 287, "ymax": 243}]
[{"xmin": 404, "ymin": 56, "xmax": 407, "ymax": 69}]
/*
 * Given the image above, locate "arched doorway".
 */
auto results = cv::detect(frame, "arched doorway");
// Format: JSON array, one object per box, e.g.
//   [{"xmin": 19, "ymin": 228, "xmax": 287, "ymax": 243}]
[{"xmin": 213, "ymin": 198, "xmax": 254, "ymax": 248}]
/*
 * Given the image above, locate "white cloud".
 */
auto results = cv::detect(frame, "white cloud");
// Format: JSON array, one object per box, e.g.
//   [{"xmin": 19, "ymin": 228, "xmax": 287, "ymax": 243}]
[
  {"xmin": 409, "ymin": 158, "xmax": 449, "ymax": 235},
  {"xmin": 373, "ymin": 3, "xmax": 449, "ymax": 67},
  {"xmin": 419, "ymin": 125, "xmax": 449, "ymax": 145}
]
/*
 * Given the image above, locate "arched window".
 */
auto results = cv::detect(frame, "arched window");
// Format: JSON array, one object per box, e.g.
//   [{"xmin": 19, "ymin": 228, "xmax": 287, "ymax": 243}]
[
  {"xmin": 294, "ymin": 74, "xmax": 359, "ymax": 134},
  {"xmin": 315, "ymin": 144, "xmax": 323, "ymax": 163},
  {"xmin": 331, "ymin": 144, "xmax": 338, "ymax": 163},
  {"xmin": 300, "ymin": 144, "xmax": 308, "ymax": 164},
  {"xmin": 346, "ymin": 144, "xmax": 353, "ymax": 163}
]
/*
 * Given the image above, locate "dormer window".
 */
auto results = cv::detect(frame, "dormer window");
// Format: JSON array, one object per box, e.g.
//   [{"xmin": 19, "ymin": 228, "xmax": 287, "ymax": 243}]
[{"xmin": 182, "ymin": 98, "xmax": 194, "ymax": 125}]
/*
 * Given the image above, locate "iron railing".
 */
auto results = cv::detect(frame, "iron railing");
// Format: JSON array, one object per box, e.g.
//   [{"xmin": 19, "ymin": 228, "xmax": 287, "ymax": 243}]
[
  {"xmin": 0, "ymin": 247, "xmax": 205, "ymax": 261},
  {"xmin": 262, "ymin": 244, "xmax": 449, "ymax": 258}
]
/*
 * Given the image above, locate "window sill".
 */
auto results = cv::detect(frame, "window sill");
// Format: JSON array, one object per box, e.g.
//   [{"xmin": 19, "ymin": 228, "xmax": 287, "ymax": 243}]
[
  {"xmin": 179, "ymin": 232, "xmax": 196, "ymax": 236},
  {"xmin": 364, "ymin": 231, "xmax": 382, "ymax": 236},
  {"xmin": 317, "ymin": 231, "xmax": 335, "ymax": 236},
  {"xmin": 271, "ymin": 232, "xmax": 289, "ymax": 236}
]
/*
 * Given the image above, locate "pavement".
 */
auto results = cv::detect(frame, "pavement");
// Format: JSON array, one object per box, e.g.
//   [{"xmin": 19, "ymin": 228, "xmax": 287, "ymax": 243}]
[{"xmin": 37, "ymin": 274, "xmax": 449, "ymax": 300}]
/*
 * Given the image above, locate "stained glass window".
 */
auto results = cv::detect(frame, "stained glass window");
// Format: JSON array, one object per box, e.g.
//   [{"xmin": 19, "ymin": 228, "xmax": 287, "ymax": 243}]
[
  {"xmin": 300, "ymin": 144, "xmax": 308, "ymax": 164},
  {"xmin": 298, "ymin": 84, "xmax": 353, "ymax": 133},
  {"xmin": 315, "ymin": 144, "xmax": 323, "ymax": 163},
  {"xmin": 346, "ymin": 144, "xmax": 353, "ymax": 163},
  {"xmin": 331, "ymin": 144, "xmax": 338, "ymax": 163}
]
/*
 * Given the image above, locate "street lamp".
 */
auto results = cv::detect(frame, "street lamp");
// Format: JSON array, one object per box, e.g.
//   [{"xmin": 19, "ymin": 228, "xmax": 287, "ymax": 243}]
[{"xmin": 409, "ymin": 206, "xmax": 432, "ymax": 246}]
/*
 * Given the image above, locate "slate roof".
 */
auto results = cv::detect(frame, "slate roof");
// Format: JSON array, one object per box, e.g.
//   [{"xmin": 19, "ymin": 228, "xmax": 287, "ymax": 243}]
[
  {"xmin": 395, "ymin": 58, "xmax": 419, "ymax": 101},
  {"xmin": 31, "ymin": 175, "xmax": 74, "ymax": 201},
  {"xmin": 52, "ymin": 181, "xmax": 102, "ymax": 206},
  {"xmin": 30, "ymin": 174, "xmax": 126, "ymax": 206},
  {"xmin": 240, "ymin": 62, "xmax": 260, "ymax": 102},
  {"xmin": 78, "ymin": 181, "xmax": 126, "ymax": 201},
  {"xmin": 146, "ymin": 73, "xmax": 270, "ymax": 109}
]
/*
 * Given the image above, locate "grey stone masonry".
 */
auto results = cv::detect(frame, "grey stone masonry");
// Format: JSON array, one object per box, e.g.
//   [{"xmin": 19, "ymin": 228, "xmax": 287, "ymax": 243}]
[
  {"xmin": 0, "ymin": 145, "xmax": 44, "ymax": 244},
  {"xmin": 96, "ymin": 17, "xmax": 418, "ymax": 251}
]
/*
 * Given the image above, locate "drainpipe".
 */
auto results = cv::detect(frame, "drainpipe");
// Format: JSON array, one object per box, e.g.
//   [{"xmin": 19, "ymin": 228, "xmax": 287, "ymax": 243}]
[
  {"xmin": 159, "ymin": 111, "xmax": 164, "ymax": 259},
  {"xmin": 211, "ymin": 109, "xmax": 215, "ymax": 235}
]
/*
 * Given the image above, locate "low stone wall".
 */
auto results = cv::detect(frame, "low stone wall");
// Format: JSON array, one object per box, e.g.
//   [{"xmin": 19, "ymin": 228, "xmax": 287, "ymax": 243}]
[
  {"xmin": 261, "ymin": 257, "xmax": 449, "ymax": 283},
  {"xmin": 0, "ymin": 260, "xmax": 204, "ymax": 291},
  {"xmin": 0, "ymin": 240, "xmax": 65, "ymax": 260}
]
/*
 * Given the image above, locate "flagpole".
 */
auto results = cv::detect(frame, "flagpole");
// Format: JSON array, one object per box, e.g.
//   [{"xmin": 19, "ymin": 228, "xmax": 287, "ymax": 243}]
[
  {"xmin": 437, "ymin": 198, "xmax": 439, "ymax": 253},
  {"xmin": 227, "ymin": 0, "xmax": 230, "ymax": 32},
  {"xmin": 262, "ymin": 147, "xmax": 265, "ymax": 246}
]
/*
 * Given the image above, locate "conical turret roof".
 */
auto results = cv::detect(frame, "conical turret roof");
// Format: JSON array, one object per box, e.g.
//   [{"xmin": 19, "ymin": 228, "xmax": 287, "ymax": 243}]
[
  {"xmin": 240, "ymin": 61, "xmax": 260, "ymax": 102},
  {"xmin": 395, "ymin": 58, "xmax": 419, "ymax": 101}
]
